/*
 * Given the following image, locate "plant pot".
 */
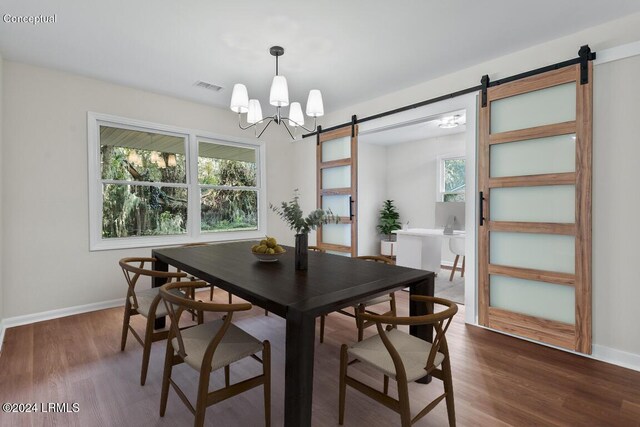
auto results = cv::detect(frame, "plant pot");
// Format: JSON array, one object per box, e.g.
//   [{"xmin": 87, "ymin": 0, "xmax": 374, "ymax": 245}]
[
  {"xmin": 380, "ymin": 239, "xmax": 397, "ymax": 257},
  {"xmin": 295, "ymin": 233, "xmax": 309, "ymax": 271}
]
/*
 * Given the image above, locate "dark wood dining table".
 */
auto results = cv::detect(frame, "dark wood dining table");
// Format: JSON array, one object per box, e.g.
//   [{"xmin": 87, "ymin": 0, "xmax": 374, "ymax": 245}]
[{"xmin": 151, "ymin": 241, "xmax": 434, "ymax": 427}]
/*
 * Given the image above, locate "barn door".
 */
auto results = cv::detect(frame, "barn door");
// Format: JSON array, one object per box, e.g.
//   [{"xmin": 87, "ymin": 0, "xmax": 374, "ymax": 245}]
[
  {"xmin": 478, "ymin": 63, "xmax": 593, "ymax": 353},
  {"xmin": 316, "ymin": 125, "xmax": 358, "ymax": 256}
]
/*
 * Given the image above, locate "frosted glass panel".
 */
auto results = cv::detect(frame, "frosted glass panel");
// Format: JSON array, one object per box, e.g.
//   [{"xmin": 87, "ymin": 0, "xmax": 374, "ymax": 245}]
[
  {"xmin": 490, "ymin": 134, "xmax": 576, "ymax": 177},
  {"xmin": 322, "ymin": 195, "xmax": 350, "ymax": 217},
  {"xmin": 490, "ymin": 275, "xmax": 575, "ymax": 324},
  {"xmin": 322, "ymin": 224, "xmax": 351, "ymax": 246},
  {"xmin": 322, "ymin": 136, "xmax": 350, "ymax": 162},
  {"xmin": 491, "ymin": 83, "xmax": 576, "ymax": 134},
  {"xmin": 491, "ymin": 232, "xmax": 575, "ymax": 273},
  {"xmin": 326, "ymin": 250, "xmax": 351, "ymax": 257},
  {"xmin": 322, "ymin": 166, "xmax": 351, "ymax": 189},
  {"xmin": 490, "ymin": 185, "xmax": 575, "ymax": 223}
]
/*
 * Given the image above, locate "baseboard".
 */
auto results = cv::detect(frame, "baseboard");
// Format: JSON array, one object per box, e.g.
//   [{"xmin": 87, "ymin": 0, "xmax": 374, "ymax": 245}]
[
  {"xmin": 591, "ymin": 344, "xmax": 640, "ymax": 372},
  {"xmin": 0, "ymin": 298, "xmax": 125, "ymax": 353}
]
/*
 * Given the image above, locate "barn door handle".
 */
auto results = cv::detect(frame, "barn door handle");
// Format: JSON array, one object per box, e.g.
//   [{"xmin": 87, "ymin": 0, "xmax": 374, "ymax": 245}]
[
  {"xmin": 479, "ymin": 191, "xmax": 485, "ymax": 226},
  {"xmin": 349, "ymin": 196, "xmax": 354, "ymax": 220}
]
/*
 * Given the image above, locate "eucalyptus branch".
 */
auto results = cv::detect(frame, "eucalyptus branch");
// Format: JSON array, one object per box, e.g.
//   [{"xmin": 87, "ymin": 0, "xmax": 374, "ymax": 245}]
[{"xmin": 270, "ymin": 190, "xmax": 339, "ymax": 234}]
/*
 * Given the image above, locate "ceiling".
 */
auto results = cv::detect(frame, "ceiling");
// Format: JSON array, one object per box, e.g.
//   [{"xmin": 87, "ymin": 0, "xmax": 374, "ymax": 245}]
[
  {"xmin": 1, "ymin": 1, "xmax": 639, "ymax": 116},
  {"xmin": 360, "ymin": 110, "xmax": 466, "ymax": 146}
]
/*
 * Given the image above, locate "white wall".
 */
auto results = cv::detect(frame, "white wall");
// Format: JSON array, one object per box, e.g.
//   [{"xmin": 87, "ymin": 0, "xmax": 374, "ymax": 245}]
[
  {"xmin": 357, "ymin": 143, "xmax": 387, "ymax": 256},
  {"xmin": 385, "ymin": 133, "xmax": 465, "ymax": 265},
  {"xmin": 592, "ymin": 54, "xmax": 640, "ymax": 357},
  {"xmin": 0, "ymin": 53, "xmax": 4, "ymax": 325},
  {"xmin": 386, "ymin": 133, "xmax": 465, "ymax": 229},
  {"xmin": 289, "ymin": 14, "xmax": 640, "ymax": 364},
  {"xmin": 1, "ymin": 61, "xmax": 293, "ymax": 319}
]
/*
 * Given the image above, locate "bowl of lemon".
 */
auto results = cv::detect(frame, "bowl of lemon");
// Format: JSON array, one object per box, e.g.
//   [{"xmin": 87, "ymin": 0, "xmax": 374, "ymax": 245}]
[{"xmin": 251, "ymin": 236, "xmax": 286, "ymax": 262}]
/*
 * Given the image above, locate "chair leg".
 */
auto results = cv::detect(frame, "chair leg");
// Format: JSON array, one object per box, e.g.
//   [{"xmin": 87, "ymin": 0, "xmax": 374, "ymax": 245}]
[
  {"xmin": 194, "ymin": 368, "xmax": 211, "ymax": 427},
  {"xmin": 442, "ymin": 356, "xmax": 456, "ymax": 426},
  {"xmin": 120, "ymin": 301, "xmax": 131, "ymax": 351},
  {"xmin": 228, "ymin": 292, "xmax": 233, "ymax": 304},
  {"xmin": 449, "ymin": 255, "xmax": 459, "ymax": 282},
  {"xmin": 265, "ymin": 309, "xmax": 269, "ymax": 316},
  {"xmin": 224, "ymin": 365, "xmax": 230, "ymax": 387},
  {"xmin": 159, "ymin": 339, "xmax": 175, "ymax": 417},
  {"xmin": 140, "ymin": 316, "xmax": 155, "ymax": 386},
  {"xmin": 397, "ymin": 377, "xmax": 412, "ymax": 427},
  {"xmin": 320, "ymin": 315, "xmax": 326, "ymax": 343},
  {"xmin": 338, "ymin": 344, "xmax": 348, "ymax": 425},
  {"xmin": 383, "ymin": 375, "xmax": 389, "ymax": 395},
  {"xmin": 461, "ymin": 256, "xmax": 465, "ymax": 278},
  {"xmin": 209, "ymin": 285, "xmax": 214, "ymax": 301},
  {"xmin": 390, "ymin": 293, "xmax": 398, "ymax": 329},
  {"xmin": 263, "ymin": 341, "xmax": 271, "ymax": 427},
  {"xmin": 190, "ymin": 288, "xmax": 196, "ymax": 321},
  {"xmin": 356, "ymin": 305, "xmax": 365, "ymax": 342}
]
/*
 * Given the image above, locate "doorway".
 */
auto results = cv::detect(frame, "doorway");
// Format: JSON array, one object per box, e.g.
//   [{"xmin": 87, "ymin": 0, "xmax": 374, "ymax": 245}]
[{"xmin": 356, "ymin": 93, "xmax": 478, "ymax": 324}]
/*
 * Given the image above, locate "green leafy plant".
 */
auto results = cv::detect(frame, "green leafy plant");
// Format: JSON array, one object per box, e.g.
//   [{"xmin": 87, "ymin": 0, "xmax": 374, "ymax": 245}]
[
  {"xmin": 270, "ymin": 190, "xmax": 339, "ymax": 235},
  {"xmin": 376, "ymin": 200, "xmax": 401, "ymax": 241}
]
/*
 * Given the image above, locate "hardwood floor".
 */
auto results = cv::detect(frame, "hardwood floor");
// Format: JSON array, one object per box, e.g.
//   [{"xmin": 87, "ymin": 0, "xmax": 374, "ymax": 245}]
[{"xmin": 1, "ymin": 290, "xmax": 639, "ymax": 426}]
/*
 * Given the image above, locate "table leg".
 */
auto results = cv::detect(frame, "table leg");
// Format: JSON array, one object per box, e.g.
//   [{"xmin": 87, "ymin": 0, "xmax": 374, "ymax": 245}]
[
  {"xmin": 409, "ymin": 274, "xmax": 435, "ymax": 384},
  {"xmin": 284, "ymin": 308, "xmax": 316, "ymax": 427},
  {"xmin": 152, "ymin": 256, "xmax": 168, "ymax": 330}
]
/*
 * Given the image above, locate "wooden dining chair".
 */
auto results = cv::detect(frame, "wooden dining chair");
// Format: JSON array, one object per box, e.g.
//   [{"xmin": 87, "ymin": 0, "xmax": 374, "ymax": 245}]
[
  {"xmin": 119, "ymin": 257, "xmax": 203, "ymax": 386},
  {"xmin": 320, "ymin": 255, "xmax": 397, "ymax": 343},
  {"xmin": 178, "ymin": 243, "xmax": 234, "ymax": 304},
  {"xmin": 339, "ymin": 296, "xmax": 458, "ymax": 427},
  {"xmin": 159, "ymin": 281, "xmax": 271, "ymax": 427}
]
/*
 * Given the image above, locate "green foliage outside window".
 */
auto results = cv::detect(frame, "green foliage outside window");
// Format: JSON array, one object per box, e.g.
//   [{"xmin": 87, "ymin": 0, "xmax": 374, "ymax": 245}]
[
  {"xmin": 101, "ymin": 144, "xmax": 187, "ymax": 238},
  {"xmin": 198, "ymin": 156, "xmax": 258, "ymax": 232},
  {"xmin": 443, "ymin": 158, "xmax": 465, "ymax": 202},
  {"xmin": 100, "ymin": 126, "xmax": 260, "ymax": 239}
]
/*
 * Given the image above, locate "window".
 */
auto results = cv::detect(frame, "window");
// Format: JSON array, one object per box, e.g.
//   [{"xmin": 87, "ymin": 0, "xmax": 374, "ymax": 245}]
[
  {"xmin": 198, "ymin": 139, "xmax": 258, "ymax": 233},
  {"xmin": 88, "ymin": 113, "xmax": 265, "ymax": 250},
  {"xmin": 438, "ymin": 155, "xmax": 466, "ymax": 202}
]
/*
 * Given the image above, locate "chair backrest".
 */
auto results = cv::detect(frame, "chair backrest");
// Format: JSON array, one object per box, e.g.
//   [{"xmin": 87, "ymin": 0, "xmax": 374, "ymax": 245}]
[
  {"xmin": 355, "ymin": 255, "xmax": 395, "ymax": 265},
  {"xmin": 119, "ymin": 257, "xmax": 187, "ymax": 310},
  {"xmin": 309, "ymin": 245, "xmax": 326, "ymax": 253},
  {"xmin": 448, "ymin": 237, "xmax": 465, "ymax": 256},
  {"xmin": 160, "ymin": 281, "xmax": 252, "ymax": 363},
  {"xmin": 359, "ymin": 296, "xmax": 458, "ymax": 380}
]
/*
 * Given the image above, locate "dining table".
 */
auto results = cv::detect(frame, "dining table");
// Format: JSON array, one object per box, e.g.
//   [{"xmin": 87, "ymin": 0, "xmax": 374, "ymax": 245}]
[{"xmin": 151, "ymin": 241, "xmax": 435, "ymax": 427}]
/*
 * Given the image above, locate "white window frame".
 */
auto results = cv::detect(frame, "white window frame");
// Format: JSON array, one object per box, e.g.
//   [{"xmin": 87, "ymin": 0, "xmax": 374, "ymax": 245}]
[
  {"xmin": 437, "ymin": 153, "xmax": 466, "ymax": 202},
  {"xmin": 88, "ymin": 112, "xmax": 267, "ymax": 251}
]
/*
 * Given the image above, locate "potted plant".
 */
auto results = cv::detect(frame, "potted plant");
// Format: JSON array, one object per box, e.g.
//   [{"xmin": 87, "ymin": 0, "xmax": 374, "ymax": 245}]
[
  {"xmin": 376, "ymin": 200, "xmax": 401, "ymax": 257},
  {"xmin": 271, "ymin": 191, "xmax": 338, "ymax": 270}
]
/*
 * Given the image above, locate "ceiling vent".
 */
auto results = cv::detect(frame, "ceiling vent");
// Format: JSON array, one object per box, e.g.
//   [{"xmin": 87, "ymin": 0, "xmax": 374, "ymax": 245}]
[{"xmin": 194, "ymin": 81, "xmax": 224, "ymax": 92}]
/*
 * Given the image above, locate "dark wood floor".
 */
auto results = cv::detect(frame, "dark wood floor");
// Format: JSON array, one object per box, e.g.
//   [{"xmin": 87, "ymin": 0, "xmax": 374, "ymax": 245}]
[{"xmin": 1, "ymin": 289, "xmax": 639, "ymax": 426}]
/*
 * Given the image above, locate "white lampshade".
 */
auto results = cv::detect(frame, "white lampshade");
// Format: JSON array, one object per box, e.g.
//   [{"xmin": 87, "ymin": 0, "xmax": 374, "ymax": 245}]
[
  {"xmin": 247, "ymin": 99, "xmax": 263, "ymax": 124},
  {"xmin": 269, "ymin": 75, "xmax": 289, "ymax": 107},
  {"xmin": 230, "ymin": 84, "xmax": 249, "ymax": 113},
  {"xmin": 288, "ymin": 102, "xmax": 304, "ymax": 127},
  {"xmin": 306, "ymin": 89, "xmax": 324, "ymax": 117}
]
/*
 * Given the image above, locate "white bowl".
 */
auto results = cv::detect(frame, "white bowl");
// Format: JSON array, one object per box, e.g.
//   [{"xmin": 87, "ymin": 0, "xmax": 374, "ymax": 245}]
[{"xmin": 252, "ymin": 250, "xmax": 286, "ymax": 262}]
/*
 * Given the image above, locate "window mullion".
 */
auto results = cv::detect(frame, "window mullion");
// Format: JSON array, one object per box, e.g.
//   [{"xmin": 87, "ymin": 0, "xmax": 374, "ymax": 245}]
[{"xmin": 188, "ymin": 133, "xmax": 200, "ymax": 239}]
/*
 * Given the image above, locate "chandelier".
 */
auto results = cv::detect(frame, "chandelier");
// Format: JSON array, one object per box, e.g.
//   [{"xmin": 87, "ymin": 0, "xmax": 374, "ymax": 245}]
[{"xmin": 229, "ymin": 46, "xmax": 324, "ymax": 139}]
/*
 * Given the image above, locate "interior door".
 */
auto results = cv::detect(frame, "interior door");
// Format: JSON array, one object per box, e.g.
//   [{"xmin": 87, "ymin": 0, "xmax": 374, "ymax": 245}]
[
  {"xmin": 478, "ymin": 63, "xmax": 593, "ymax": 353},
  {"xmin": 316, "ymin": 125, "xmax": 358, "ymax": 256}
]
